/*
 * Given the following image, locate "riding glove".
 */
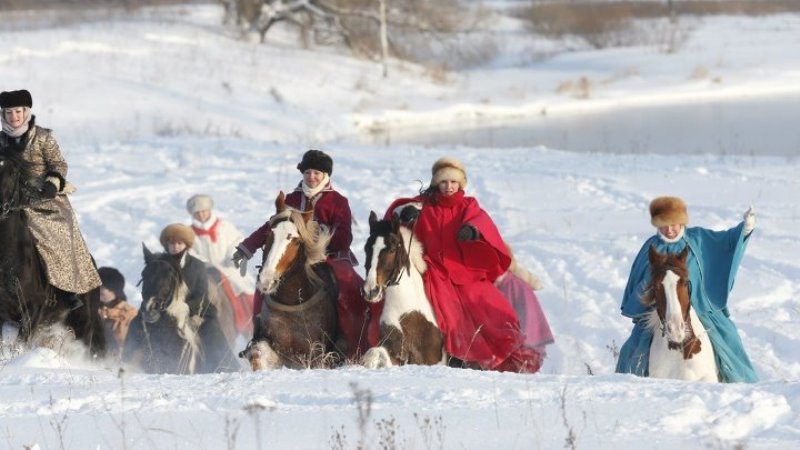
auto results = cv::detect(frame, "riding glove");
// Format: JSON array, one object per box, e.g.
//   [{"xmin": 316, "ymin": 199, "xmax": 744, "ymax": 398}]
[
  {"xmin": 457, "ymin": 224, "xmax": 480, "ymax": 241},
  {"xmin": 40, "ymin": 181, "xmax": 58, "ymax": 199},
  {"xmin": 399, "ymin": 205, "xmax": 421, "ymax": 224},
  {"xmin": 232, "ymin": 249, "xmax": 248, "ymax": 276}
]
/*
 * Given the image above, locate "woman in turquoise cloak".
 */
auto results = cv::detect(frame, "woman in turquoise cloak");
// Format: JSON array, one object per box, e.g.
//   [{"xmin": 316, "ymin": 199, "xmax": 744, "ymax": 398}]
[{"xmin": 616, "ymin": 196, "xmax": 758, "ymax": 383}]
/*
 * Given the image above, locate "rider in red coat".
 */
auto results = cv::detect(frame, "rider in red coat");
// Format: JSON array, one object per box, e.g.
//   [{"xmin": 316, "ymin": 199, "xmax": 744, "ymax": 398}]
[
  {"xmin": 385, "ymin": 157, "xmax": 540, "ymax": 372},
  {"xmin": 235, "ymin": 150, "xmax": 380, "ymax": 359}
]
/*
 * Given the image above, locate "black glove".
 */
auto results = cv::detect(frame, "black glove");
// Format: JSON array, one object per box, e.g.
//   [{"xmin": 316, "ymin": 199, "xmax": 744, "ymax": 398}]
[
  {"xmin": 399, "ymin": 206, "xmax": 421, "ymax": 224},
  {"xmin": 40, "ymin": 181, "xmax": 58, "ymax": 199},
  {"xmin": 457, "ymin": 224, "xmax": 480, "ymax": 241},
  {"xmin": 232, "ymin": 249, "xmax": 245, "ymax": 268}
]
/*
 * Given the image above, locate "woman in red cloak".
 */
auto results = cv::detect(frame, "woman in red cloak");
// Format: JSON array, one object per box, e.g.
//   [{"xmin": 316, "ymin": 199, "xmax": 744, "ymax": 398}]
[{"xmin": 385, "ymin": 157, "xmax": 541, "ymax": 372}]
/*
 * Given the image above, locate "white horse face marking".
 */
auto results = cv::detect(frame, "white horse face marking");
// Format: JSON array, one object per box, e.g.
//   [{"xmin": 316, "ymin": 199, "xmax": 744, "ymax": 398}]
[
  {"xmin": 260, "ymin": 219, "xmax": 300, "ymax": 294},
  {"xmin": 363, "ymin": 236, "xmax": 388, "ymax": 303},
  {"xmin": 660, "ymin": 270, "xmax": 687, "ymax": 343}
]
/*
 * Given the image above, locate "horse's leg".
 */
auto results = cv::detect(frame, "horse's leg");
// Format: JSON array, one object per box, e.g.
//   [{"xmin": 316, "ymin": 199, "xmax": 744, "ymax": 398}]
[
  {"xmin": 241, "ymin": 340, "xmax": 281, "ymax": 371},
  {"xmin": 360, "ymin": 346, "xmax": 394, "ymax": 369}
]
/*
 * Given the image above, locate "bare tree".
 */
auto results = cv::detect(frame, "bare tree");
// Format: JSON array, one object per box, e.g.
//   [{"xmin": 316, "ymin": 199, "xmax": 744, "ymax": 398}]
[{"xmin": 221, "ymin": 0, "xmax": 491, "ymax": 71}]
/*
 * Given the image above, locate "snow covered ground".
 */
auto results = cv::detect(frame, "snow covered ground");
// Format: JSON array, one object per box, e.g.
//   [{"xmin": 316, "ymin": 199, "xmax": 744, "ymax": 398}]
[{"xmin": 1, "ymin": 4, "xmax": 799, "ymax": 449}]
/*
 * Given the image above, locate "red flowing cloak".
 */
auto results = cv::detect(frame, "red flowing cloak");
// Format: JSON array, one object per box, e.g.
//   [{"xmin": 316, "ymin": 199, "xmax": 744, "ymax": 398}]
[{"xmin": 385, "ymin": 192, "xmax": 537, "ymax": 370}]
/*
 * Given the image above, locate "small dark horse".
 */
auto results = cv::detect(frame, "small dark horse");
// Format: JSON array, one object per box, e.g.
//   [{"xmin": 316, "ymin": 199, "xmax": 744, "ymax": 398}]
[
  {"xmin": 123, "ymin": 245, "xmax": 238, "ymax": 374},
  {"xmin": 0, "ymin": 150, "xmax": 105, "ymax": 356},
  {"xmin": 240, "ymin": 191, "xmax": 339, "ymax": 370}
]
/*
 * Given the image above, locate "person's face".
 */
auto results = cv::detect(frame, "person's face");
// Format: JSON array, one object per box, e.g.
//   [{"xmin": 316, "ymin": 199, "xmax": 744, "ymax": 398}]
[
  {"xmin": 192, "ymin": 210, "xmax": 212, "ymax": 223},
  {"xmin": 658, "ymin": 224, "xmax": 683, "ymax": 239},
  {"xmin": 99, "ymin": 286, "xmax": 116, "ymax": 303},
  {"xmin": 303, "ymin": 169, "xmax": 325, "ymax": 188},
  {"xmin": 167, "ymin": 240, "xmax": 187, "ymax": 255},
  {"xmin": 438, "ymin": 180, "xmax": 460, "ymax": 197},
  {"xmin": 3, "ymin": 107, "xmax": 25, "ymax": 128}
]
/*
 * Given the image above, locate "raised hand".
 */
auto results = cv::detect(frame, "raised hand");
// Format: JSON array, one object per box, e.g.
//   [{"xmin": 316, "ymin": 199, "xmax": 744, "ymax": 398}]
[{"xmin": 743, "ymin": 205, "xmax": 756, "ymax": 235}]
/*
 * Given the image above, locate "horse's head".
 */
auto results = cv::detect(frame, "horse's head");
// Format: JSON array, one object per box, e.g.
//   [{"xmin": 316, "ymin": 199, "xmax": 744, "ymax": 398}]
[
  {"xmin": 362, "ymin": 211, "xmax": 415, "ymax": 303},
  {"xmin": 646, "ymin": 245, "xmax": 691, "ymax": 346},
  {"xmin": 0, "ymin": 150, "xmax": 34, "ymax": 215},
  {"xmin": 140, "ymin": 244, "xmax": 187, "ymax": 324},
  {"xmin": 258, "ymin": 191, "xmax": 329, "ymax": 295}
]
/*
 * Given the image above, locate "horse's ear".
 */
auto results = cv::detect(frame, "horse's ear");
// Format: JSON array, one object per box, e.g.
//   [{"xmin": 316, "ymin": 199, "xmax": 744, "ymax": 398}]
[
  {"xmin": 143, "ymin": 243, "xmax": 155, "ymax": 264},
  {"xmin": 301, "ymin": 210, "xmax": 313, "ymax": 224},
  {"xmin": 368, "ymin": 210, "xmax": 378, "ymax": 227},
  {"xmin": 677, "ymin": 246, "xmax": 689, "ymax": 264},
  {"xmin": 276, "ymin": 191, "xmax": 286, "ymax": 213},
  {"xmin": 390, "ymin": 213, "xmax": 401, "ymax": 233}
]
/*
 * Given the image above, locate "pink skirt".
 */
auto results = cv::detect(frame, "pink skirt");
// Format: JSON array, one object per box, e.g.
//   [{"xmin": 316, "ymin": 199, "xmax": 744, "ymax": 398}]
[{"xmin": 495, "ymin": 272, "xmax": 555, "ymax": 354}]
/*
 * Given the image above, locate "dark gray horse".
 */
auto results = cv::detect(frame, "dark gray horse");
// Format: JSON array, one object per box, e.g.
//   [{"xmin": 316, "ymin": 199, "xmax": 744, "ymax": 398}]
[{"xmin": 0, "ymin": 150, "xmax": 105, "ymax": 356}]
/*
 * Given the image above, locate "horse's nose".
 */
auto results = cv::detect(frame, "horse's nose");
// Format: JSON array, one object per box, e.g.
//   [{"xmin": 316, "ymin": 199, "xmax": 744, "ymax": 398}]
[
  {"xmin": 666, "ymin": 321, "xmax": 686, "ymax": 340},
  {"xmin": 362, "ymin": 286, "xmax": 382, "ymax": 303},
  {"xmin": 144, "ymin": 310, "xmax": 161, "ymax": 324}
]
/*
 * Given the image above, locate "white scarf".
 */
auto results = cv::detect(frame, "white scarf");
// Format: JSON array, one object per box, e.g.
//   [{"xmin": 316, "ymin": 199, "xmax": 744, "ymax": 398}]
[
  {"xmin": 657, "ymin": 226, "xmax": 685, "ymax": 243},
  {"xmin": 301, "ymin": 173, "xmax": 331, "ymax": 199},
  {"xmin": 1, "ymin": 107, "xmax": 32, "ymax": 138}
]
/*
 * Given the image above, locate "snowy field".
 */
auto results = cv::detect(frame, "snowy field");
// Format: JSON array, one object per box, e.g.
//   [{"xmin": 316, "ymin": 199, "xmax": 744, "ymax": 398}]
[{"xmin": 1, "ymin": 4, "xmax": 800, "ymax": 449}]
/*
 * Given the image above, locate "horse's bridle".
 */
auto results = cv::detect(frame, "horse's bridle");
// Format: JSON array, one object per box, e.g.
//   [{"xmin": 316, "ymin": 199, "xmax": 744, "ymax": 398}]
[{"xmin": 650, "ymin": 265, "xmax": 694, "ymax": 344}]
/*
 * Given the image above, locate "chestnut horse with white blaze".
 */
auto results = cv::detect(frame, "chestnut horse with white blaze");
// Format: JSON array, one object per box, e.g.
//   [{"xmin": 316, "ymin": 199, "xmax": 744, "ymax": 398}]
[
  {"xmin": 239, "ymin": 191, "xmax": 339, "ymax": 370},
  {"xmin": 643, "ymin": 246, "xmax": 717, "ymax": 382},
  {"xmin": 360, "ymin": 211, "xmax": 444, "ymax": 368}
]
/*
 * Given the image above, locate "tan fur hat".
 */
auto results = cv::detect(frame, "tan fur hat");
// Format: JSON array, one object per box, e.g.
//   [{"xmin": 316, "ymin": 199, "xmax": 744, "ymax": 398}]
[
  {"xmin": 160, "ymin": 223, "xmax": 195, "ymax": 249},
  {"xmin": 650, "ymin": 196, "xmax": 689, "ymax": 227},
  {"xmin": 186, "ymin": 194, "xmax": 214, "ymax": 214},
  {"xmin": 430, "ymin": 156, "xmax": 467, "ymax": 189}
]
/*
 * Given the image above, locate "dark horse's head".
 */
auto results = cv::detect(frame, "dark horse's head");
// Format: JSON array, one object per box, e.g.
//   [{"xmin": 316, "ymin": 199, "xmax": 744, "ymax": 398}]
[
  {"xmin": 0, "ymin": 148, "xmax": 37, "ymax": 216},
  {"xmin": 140, "ymin": 244, "xmax": 188, "ymax": 324}
]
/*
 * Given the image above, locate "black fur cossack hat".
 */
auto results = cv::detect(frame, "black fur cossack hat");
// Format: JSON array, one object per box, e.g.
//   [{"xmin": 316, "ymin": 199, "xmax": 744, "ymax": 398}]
[
  {"xmin": 0, "ymin": 90, "xmax": 33, "ymax": 109},
  {"xmin": 98, "ymin": 266, "xmax": 126, "ymax": 299},
  {"xmin": 296, "ymin": 149, "xmax": 333, "ymax": 175}
]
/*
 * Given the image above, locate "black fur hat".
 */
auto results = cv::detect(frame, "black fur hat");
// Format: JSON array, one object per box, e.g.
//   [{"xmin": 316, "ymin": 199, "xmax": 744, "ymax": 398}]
[
  {"xmin": 98, "ymin": 266, "xmax": 126, "ymax": 300},
  {"xmin": 296, "ymin": 149, "xmax": 333, "ymax": 175},
  {"xmin": 0, "ymin": 90, "xmax": 33, "ymax": 109}
]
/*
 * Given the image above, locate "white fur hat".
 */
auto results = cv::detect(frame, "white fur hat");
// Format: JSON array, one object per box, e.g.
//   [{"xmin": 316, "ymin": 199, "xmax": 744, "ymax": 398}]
[
  {"xmin": 186, "ymin": 194, "xmax": 214, "ymax": 214},
  {"xmin": 430, "ymin": 157, "xmax": 467, "ymax": 189}
]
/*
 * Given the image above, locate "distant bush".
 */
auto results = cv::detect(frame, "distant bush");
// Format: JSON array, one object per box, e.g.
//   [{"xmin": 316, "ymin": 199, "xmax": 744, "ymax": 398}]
[{"xmin": 514, "ymin": 0, "xmax": 800, "ymax": 49}]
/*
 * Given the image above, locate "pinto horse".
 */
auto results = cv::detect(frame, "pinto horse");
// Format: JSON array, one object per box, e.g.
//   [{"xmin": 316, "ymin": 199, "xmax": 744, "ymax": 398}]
[
  {"xmin": 239, "ymin": 191, "xmax": 339, "ymax": 370},
  {"xmin": 360, "ymin": 211, "xmax": 444, "ymax": 368},
  {"xmin": 0, "ymin": 150, "xmax": 105, "ymax": 356},
  {"xmin": 122, "ymin": 245, "xmax": 238, "ymax": 374},
  {"xmin": 643, "ymin": 246, "xmax": 717, "ymax": 382}
]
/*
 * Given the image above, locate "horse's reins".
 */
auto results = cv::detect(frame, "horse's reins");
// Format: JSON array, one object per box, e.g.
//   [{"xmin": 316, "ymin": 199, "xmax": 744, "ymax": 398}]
[
  {"xmin": 263, "ymin": 234, "xmax": 330, "ymax": 313},
  {"xmin": 383, "ymin": 213, "xmax": 419, "ymax": 288}
]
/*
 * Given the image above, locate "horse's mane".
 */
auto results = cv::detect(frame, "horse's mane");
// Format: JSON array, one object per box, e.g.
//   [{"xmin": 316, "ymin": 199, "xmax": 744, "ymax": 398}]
[
  {"xmin": 269, "ymin": 208, "xmax": 332, "ymax": 288},
  {"xmin": 397, "ymin": 225, "xmax": 427, "ymax": 274}
]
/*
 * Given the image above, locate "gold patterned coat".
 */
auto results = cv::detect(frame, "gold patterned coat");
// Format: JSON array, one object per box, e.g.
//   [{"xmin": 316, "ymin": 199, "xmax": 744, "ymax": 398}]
[{"xmin": 0, "ymin": 124, "xmax": 101, "ymax": 294}]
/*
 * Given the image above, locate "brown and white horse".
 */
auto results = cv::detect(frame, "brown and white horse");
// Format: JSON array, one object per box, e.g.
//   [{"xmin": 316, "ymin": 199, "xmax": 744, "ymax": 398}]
[
  {"xmin": 643, "ymin": 245, "xmax": 717, "ymax": 382},
  {"xmin": 360, "ymin": 211, "xmax": 444, "ymax": 368},
  {"xmin": 240, "ymin": 191, "xmax": 339, "ymax": 370}
]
